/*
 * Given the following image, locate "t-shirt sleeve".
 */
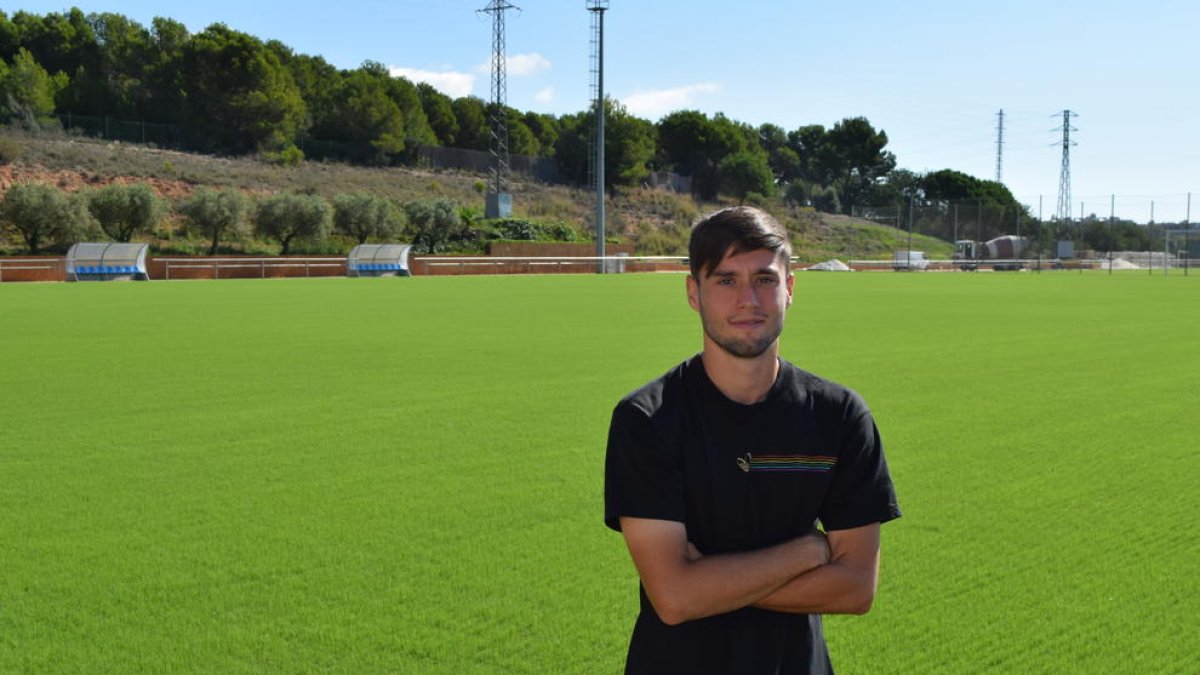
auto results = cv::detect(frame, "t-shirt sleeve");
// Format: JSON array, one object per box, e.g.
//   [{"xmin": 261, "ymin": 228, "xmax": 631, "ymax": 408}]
[
  {"xmin": 818, "ymin": 395, "xmax": 901, "ymax": 532},
  {"xmin": 604, "ymin": 399, "xmax": 686, "ymax": 532}
]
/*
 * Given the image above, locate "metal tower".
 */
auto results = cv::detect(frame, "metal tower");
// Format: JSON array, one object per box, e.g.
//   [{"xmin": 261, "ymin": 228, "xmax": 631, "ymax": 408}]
[
  {"xmin": 994, "ymin": 109, "xmax": 1005, "ymax": 183},
  {"xmin": 588, "ymin": 1, "xmax": 609, "ymax": 272},
  {"xmin": 479, "ymin": 0, "xmax": 519, "ymax": 218},
  {"xmin": 1054, "ymin": 109, "xmax": 1078, "ymax": 224}
]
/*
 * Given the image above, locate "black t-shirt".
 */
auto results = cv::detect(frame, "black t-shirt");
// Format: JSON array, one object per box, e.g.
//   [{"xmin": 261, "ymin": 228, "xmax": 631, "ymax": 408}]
[{"xmin": 604, "ymin": 355, "xmax": 901, "ymax": 674}]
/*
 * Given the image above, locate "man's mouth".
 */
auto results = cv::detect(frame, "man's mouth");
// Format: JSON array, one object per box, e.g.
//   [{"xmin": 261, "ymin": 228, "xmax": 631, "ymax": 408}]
[{"xmin": 730, "ymin": 317, "xmax": 766, "ymax": 328}]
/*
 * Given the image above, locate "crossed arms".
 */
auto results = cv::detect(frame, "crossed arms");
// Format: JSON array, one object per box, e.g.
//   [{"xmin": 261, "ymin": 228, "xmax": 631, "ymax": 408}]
[{"xmin": 618, "ymin": 516, "xmax": 881, "ymax": 626}]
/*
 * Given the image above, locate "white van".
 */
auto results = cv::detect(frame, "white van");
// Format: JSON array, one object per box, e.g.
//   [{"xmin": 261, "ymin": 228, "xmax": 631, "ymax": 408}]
[{"xmin": 893, "ymin": 250, "xmax": 930, "ymax": 271}]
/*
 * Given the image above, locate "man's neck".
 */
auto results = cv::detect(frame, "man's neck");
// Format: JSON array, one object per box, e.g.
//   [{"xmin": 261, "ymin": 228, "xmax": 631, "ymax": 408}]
[{"xmin": 700, "ymin": 341, "xmax": 781, "ymax": 405}]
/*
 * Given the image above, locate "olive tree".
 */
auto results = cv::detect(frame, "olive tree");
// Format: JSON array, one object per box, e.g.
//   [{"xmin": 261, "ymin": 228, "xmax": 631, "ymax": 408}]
[
  {"xmin": 253, "ymin": 192, "xmax": 331, "ymax": 254},
  {"xmin": 403, "ymin": 199, "xmax": 460, "ymax": 254},
  {"xmin": 180, "ymin": 187, "xmax": 252, "ymax": 254},
  {"xmin": 87, "ymin": 183, "xmax": 166, "ymax": 242},
  {"xmin": 333, "ymin": 193, "xmax": 402, "ymax": 244},
  {"xmin": 0, "ymin": 182, "xmax": 92, "ymax": 254}
]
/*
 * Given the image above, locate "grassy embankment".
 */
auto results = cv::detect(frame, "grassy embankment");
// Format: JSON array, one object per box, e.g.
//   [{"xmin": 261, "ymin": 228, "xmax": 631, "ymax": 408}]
[{"xmin": 0, "ymin": 131, "xmax": 953, "ymax": 260}]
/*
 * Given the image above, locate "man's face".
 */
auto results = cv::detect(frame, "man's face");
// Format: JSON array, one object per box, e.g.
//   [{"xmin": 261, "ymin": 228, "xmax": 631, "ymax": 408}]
[{"xmin": 686, "ymin": 247, "xmax": 794, "ymax": 359}]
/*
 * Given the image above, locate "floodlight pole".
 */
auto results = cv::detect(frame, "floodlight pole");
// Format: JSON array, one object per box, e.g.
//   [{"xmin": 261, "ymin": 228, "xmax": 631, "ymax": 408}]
[
  {"xmin": 1037, "ymin": 195, "xmax": 1043, "ymax": 272},
  {"xmin": 596, "ymin": 8, "xmax": 606, "ymax": 272},
  {"xmin": 1155, "ymin": 200, "xmax": 1167, "ymax": 276},
  {"xmin": 906, "ymin": 197, "xmax": 914, "ymax": 268},
  {"xmin": 1108, "ymin": 194, "xmax": 1115, "ymax": 275},
  {"xmin": 1147, "ymin": 200, "xmax": 1154, "ymax": 276},
  {"xmin": 588, "ymin": 1, "xmax": 609, "ymax": 273}
]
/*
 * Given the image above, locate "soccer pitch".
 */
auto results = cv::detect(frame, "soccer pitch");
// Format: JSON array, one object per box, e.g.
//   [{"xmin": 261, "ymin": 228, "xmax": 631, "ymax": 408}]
[{"xmin": 1, "ymin": 272, "xmax": 1196, "ymax": 673}]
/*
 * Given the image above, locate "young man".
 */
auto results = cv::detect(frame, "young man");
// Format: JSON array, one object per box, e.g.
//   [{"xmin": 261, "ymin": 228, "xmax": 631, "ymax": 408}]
[{"xmin": 604, "ymin": 206, "xmax": 900, "ymax": 674}]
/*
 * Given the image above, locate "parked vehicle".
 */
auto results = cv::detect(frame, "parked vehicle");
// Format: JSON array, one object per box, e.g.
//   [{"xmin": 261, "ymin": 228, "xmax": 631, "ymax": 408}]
[
  {"xmin": 954, "ymin": 235, "xmax": 1029, "ymax": 271},
  {"xmin": 893, "ymin": 250, "xmax": 930, "ymax": 271}
]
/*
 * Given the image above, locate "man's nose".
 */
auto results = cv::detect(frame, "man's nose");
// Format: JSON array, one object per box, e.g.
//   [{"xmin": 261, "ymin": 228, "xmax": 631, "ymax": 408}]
[{"xmin": 736, "ymin": 281, "xmax": 759, "ymax": 307}]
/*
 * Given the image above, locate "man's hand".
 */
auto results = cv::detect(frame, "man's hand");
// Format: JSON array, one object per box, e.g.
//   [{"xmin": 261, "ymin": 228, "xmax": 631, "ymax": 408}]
[{"xmin": 621, "ymin": 518, "xmax": 831, "ymax": 625}]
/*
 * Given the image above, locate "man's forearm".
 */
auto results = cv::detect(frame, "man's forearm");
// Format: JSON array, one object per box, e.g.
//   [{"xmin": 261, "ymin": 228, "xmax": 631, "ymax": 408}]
[
  {"xmin": 751, "ymin": 524, "xmax": 882, "ymax": 615},
  {"xmin": 621, "ymin": 518, "xmax": 829, "ymax": 626},
  {"xmin": 751, "ymin": 557, "xmax": 878, "ymax": 615},
  {"xmin": 661, "ymin": 535, "xmax": 830, "ymax": 623}
]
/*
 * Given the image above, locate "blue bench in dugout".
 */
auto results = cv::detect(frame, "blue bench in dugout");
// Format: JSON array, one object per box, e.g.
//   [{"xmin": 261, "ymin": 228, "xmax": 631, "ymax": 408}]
[
  {"xmin": 77, "ymin": 265, "xmax": 141, "ymax": 275},
  {"xmin": 353, "ymin": 263, "xmax": 402, "ymax": 272}
]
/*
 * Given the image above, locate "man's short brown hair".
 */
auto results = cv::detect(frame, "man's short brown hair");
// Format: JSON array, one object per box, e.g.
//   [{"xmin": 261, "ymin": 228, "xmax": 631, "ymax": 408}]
[{"xmin": 688, "ymin": 206, "xmax": 792, "ymax": 278}]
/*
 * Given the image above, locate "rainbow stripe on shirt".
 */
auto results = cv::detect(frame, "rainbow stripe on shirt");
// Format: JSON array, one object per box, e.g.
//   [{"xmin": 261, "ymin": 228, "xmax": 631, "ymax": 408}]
[{"xmin": 737, "ymin": 453, "xmax": 837, "ymax": 473}]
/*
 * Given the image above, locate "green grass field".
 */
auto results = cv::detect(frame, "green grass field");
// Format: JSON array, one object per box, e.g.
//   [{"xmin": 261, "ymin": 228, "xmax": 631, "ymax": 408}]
[{"xmin": 2, "ymin": 271, "xmax": 1196, "ymax": 673}]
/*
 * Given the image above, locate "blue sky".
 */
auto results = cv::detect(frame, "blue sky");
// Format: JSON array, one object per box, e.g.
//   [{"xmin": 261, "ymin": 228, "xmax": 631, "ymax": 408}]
[{"xmin": 10, "ymin": 1, "xmax": 1199, "ymax": 222}]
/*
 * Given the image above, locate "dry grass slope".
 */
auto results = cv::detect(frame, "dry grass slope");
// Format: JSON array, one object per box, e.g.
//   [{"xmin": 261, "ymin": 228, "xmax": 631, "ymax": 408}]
[{"xmin": 0, "ymin": 131, "xmax": 953, "ymax": 261}]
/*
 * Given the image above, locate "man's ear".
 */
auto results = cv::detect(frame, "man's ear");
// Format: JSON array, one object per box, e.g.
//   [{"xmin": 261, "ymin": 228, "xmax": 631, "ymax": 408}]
[
  {"xmin": 686, "ymin": 274, "xmax": 700, "ymax": 312},
  {"xmin": 785, "ymin": 273, "xmax": 795, "ymax": 308}
]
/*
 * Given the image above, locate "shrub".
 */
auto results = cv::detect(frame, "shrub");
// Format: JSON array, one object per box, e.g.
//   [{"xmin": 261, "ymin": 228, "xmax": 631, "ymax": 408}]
[
  {"xmin": 545, "ymin": 221, "xmax": 582, "ymax": 242},
  {"xmin": 265, "ymin": 145, "xmax": 305, "ymax": 167},
  {"xmin": 784, "ymin": 181, "xmax": 810, "ymax": 207},
  {"xmin": 489, "ymin": 218, "xmax": 583, "ymax": 243},
  {"xmin": 0, "ymin": 136, "xmax": 24, "ymax": 164},
  {"xmin": 636, "ymin": 224, "xmax": 688, "ymax": 256},
  {"xmin": 811, "ymin": 185, "xmax": 841, "ymax": 214}
]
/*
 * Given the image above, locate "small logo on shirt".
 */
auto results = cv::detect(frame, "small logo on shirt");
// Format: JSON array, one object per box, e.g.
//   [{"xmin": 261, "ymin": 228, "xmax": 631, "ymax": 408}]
[{"xmin": 738, "ymin": 452, "xmax": 836, "ymax": 473}]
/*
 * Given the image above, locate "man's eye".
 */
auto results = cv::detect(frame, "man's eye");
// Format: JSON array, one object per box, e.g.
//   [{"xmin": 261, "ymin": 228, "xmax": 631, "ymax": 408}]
[{"xmin": 717, "ymin": 278, "xmax": 734, "ymax": 286}]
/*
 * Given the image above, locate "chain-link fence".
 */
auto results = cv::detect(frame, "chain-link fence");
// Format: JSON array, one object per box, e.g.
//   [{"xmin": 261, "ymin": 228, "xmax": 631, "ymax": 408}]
[
  {"xmin": 55, "ymin": 113, "xmax": 187, "ymax": 148},
  {"xmin": 854, "ymin": 200, "xmax": 1041, "ymax": 249},
  {"xmin": 853, "ymin": 199, "xmax": 1198, "ymax": 272},
  {"xmin": 414, "ymin": 144, "xmax": 560, "ymax": 184},
  {"xmin": 48, "ymin": 113, "xmax": 562, "ymax": 183}
]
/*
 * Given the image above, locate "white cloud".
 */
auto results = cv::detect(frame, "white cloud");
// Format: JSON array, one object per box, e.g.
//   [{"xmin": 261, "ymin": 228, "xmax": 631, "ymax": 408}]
[
  {"xmin": 535, "ymin": 87, "xmax": 555, "ymax": 104},
  {"xmin": 388, "ymin": 66, "xmax": 475, "ymax": 98},
  {"xmin": 509, "ymin": 53, "xmax": 551, "ymax": 76},
  {"xmin": 474, "ymin": 52, "xmax": 551, "ymax": 77},
  {"xmin": 621, "ymin": 83, "xmax": 721, "ymax": 119}
]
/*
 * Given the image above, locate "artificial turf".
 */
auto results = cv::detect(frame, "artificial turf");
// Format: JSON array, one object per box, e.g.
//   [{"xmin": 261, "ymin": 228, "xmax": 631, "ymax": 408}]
[{"xmin": 1, "ymin": 271, "xmax": 1196, "ymax": 673}]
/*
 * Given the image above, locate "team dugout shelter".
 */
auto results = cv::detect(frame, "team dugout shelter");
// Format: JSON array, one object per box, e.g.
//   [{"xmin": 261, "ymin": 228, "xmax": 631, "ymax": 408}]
[
  {"xmin": 66, "ymin": 243, "xmax": 150, "ymax": 281},
  {"xmin": 346, "ymin": 244, "xmax": 413, "ymax": 277}
]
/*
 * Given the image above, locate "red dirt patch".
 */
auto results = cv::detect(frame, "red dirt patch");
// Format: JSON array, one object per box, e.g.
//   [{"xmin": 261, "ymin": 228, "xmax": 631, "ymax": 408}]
[{"xmin": 0, "ymin": 164, "xmax": 197, "ymax": 201}]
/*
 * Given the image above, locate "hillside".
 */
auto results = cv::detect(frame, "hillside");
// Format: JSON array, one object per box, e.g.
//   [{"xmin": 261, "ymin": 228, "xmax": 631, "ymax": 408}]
[{"xmin": 0, "ymin": 132, "xmax": 953, "ymax": 261}]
